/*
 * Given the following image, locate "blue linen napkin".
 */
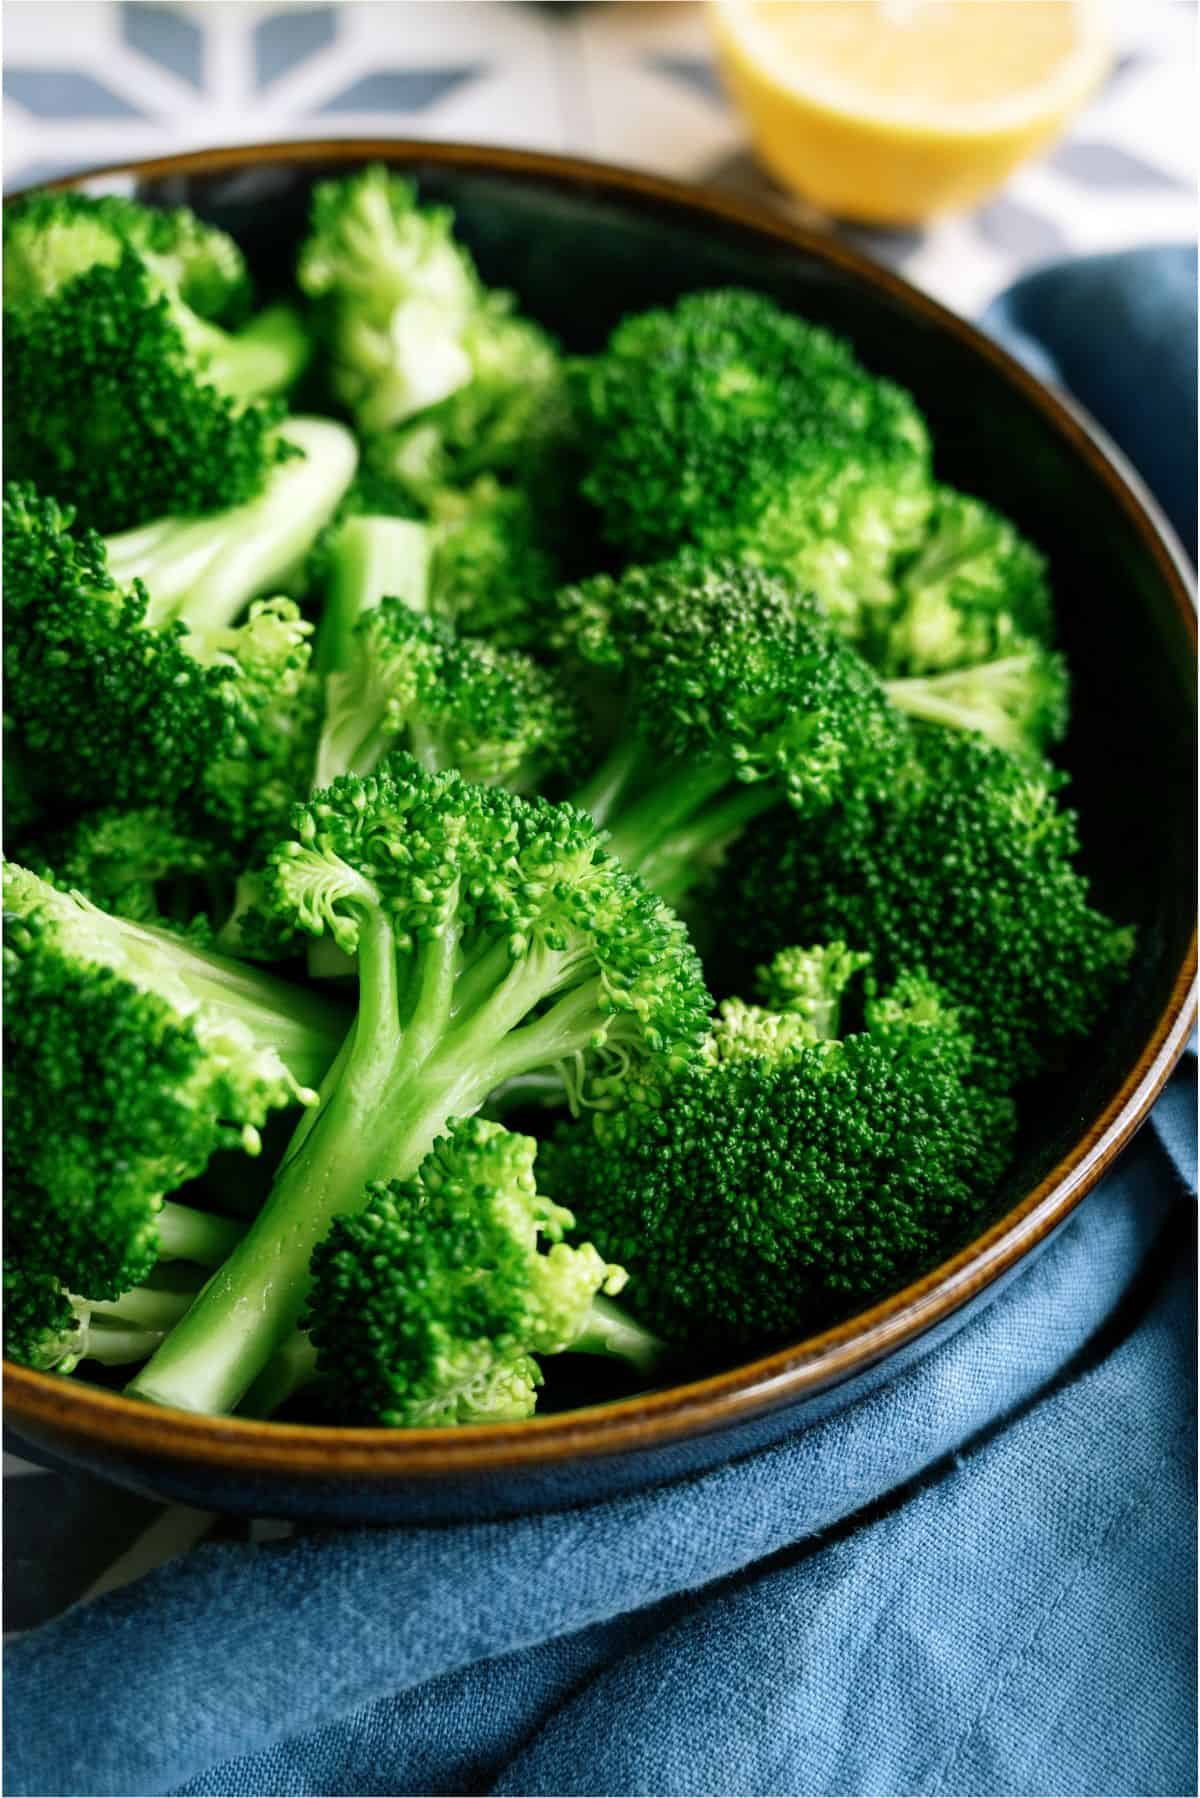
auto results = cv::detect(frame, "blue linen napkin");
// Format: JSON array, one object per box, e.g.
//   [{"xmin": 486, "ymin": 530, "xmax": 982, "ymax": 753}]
[{"xmin": 5, "ymin": 248, "xmax": 1196, "ymax": 1798}]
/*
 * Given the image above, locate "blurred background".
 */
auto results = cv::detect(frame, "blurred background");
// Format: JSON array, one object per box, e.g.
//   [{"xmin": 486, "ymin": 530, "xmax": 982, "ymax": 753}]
[{"xmin": 2, "ymin": 0, "xmax": 1194, "ymax": 318}]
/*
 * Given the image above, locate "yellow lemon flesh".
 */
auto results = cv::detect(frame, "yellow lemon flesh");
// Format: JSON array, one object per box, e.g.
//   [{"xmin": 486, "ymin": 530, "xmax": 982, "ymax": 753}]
[{"xmin": 709, "ymin": 0, "xmax": 1111, "ymax": 225}]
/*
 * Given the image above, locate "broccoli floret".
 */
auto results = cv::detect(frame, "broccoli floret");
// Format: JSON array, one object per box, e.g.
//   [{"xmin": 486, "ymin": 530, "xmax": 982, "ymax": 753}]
[
  {"xmin": 318, "ymin": 599, "xmax": 588, "ymax": 793},
  {"xmin": 708, "ymin": 731, "xmax": 1134, "ymax": 1087},
  {"xmin": 299, "ymin": 1118, "xmax": 663, "ymax": 1426},
  {"xmin": 4, "ymin": 1215, "xmax": 239, "ymax": 1375},
  {"xmin": 126, "ymin": 756, "xmax": 710, "ymax": 1415},
  {"xmin": 873, "ymin": 487, "xmax": 1054, "ymax": 676},
  {"xmin": 427, "ymin": 478, "xmax": 561, "ymax": 650},
  {"xmin": 3, "ymin": 862, "xmax": 348, "ymax": 1297},
  {"xmin": 542, "ymin": 962, "xmax": 1015, "ymax": 1349},
  {"xmin": 884, "ymin": 643, "xmax": 1069, "ymax": 760},
  {"xmin": 313, "ymin": 476, "xmax": 561, "ymax": 656},
  {"xmin": 574, "ymin": 289, "xmax": 932, "ymax": 638},
  {"xmin": 315, "ymin": 521, "xmax": 589, "ymax": 793},
  {"xmin": 298, "ymin": 166, "xmax": 572, "ymax": 502},
  {"xmin": 4, "ymin": 420, "xmax": 355, "ymax": 845},
  {"xmin": 555, "ymin": 554, "xmax": 908, "ymax": 904},
  {"xmin": 24, "ymin": 807, "xmax": 231, "ymax": 929},
  {"xmin": 4, "ymin": 191, "xmax": 312, "ymax": 530},
  {"xmin": 705, "ymin": 942, "xmax": 872, "ymax": 1065},
  {"xmin": 3, "ymin": 189, "xmax": 251, "ymax": 322}
]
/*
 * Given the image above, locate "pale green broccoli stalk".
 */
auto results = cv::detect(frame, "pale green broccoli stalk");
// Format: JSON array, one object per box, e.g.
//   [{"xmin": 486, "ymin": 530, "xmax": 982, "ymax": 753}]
[
  {"xmin": 298, "ymin": 1118, "xmax": 664, "ymax": 1426},
  {"xmin": 874, "ymin": 487, "xmax": 1054, "ymax": 677},
  {"xmin": 102, "ymin": 417, "xmax": 359, "ymax": 639},
  {"xmin": 3, "ymin": 190, "xmax": 312, "ymax": 530},
  {"xmin": 884, "ymin": 644, "xmax": 1069, "ymax": 760},
  {"xmin": 125, "ymin": 756, "xmax": 710, "ymax": 1416},
  {"xmin": 574, "ymin": 289, "xmax": 933, "ymax": 641}
]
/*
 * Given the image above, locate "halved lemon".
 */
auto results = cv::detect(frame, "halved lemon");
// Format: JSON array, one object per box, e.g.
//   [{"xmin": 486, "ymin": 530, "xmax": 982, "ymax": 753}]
[{"xmin": 709, "ymin": 0, "xmax": 1112, "ymax": 225}]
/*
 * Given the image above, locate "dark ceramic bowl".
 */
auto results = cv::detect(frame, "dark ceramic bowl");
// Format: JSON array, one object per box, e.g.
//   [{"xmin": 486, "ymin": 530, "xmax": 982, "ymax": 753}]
[{"xmin": 5, "ymin": 141, "xmax": 1196, "ymax": 1523}]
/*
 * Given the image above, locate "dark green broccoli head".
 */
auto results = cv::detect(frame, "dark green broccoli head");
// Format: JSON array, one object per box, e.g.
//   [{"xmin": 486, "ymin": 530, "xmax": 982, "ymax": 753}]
[
  {"xmin": 4, "ymin": 193, "xmax": 309, "ymax": 530},
  {"xmin": 3, "ymin": 483, "xmax": 238, "ymax": 815},
  {"xmin": 23, "ymin": 806, "xmax": 228, "ymax": 929},
  {"xmin": 874, "ymin": 487, "xmax": 1054, "ymax": 676},
  {"xmin": 428, "ymin": 478, "xmax": 561, "ymax": 650},
  {"xmin": 708, "ymin": 730, "xmax": 1134, "ymax": 1087},
  {"xmin": 574, "ymin": 289, "xmax": 932, "ymax": 637},
  {"xmin": 558, "ymin": 554, "xmax": 909, "ymax": 826},
  {"xmin": 3, "ymin": 1254, "xmax": 82, "ymax": 1372},
  {"xmin": 3, "ymin": 484, "xmax": 324, "ymax": 851},
  {"xmin": 2, "ymin": 863, "xmax": 324, "ymax": 1297},
  {"xmin": 544, "ymin": 968, "xmax": 1014, "ymax": 1348},
  {"xmin": 3, "ymin": 189, "xmax": 251, "ymax": 321},
  {"xmin": 306, "ymin": 1117, "xmax": 625, "ymax": 1426},
  {"xmin": 317, "ymin": 596, "xmax": 591, "ymax": 794}
]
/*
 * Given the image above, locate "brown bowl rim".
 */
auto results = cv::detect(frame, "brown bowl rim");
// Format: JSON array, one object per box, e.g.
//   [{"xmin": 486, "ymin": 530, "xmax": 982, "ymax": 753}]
[{"xmin": 4, "ymin": 137, "xmax": 1196, "ymax": 1479}]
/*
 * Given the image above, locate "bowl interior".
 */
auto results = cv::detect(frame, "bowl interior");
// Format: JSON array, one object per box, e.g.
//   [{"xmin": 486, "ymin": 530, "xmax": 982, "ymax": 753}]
[
  {"xmin": 23, "ymin": 149, "xmax": 1197, "ymax": 1439},
  {"xmin": 132, "ymin": 151, "xmax": 1193, "ymax": 1205}
]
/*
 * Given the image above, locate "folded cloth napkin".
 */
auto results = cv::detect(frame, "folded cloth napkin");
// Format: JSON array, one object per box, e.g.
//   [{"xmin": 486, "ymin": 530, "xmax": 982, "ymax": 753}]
[{"xmin": 6, "ymin": 248, "xmax": 1196, "ymax": 1798}]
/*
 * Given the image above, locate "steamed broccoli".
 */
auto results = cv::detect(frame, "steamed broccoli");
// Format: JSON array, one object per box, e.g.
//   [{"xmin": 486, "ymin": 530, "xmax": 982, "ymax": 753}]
[
  {"xmin": 543, "ymin": 952, "xmax": 1015, "ymax": 1348},
  {"xmin": 3, "ymin": 862, "xmax": 347, "ymax": 1297},
  {"xmin": 427, "ymin": 478, "xmax": 562, "ymax": 649},
  {"xmin": 4, "ymin": 419, "xmax": 355, "ymax": 845},
  {"xmin": 873, "ymin": 487, "xmax": 1054, "ymax": 676},
  {"xmin": 126, "ymin": 756, "xmax": 710, "ymax": 1414},
  {"xmin": 574, "ymin": 289, "xmax": 932, "ymax": 638},
  {"xmin": 298, "ymin": 166, "xmax": 572, "ymax": 502},
  {"xmin": 4, "ymin": 1212, "xmax": 238, "ymax": 1375},
  {"xmin": 315, "ymin": 514, "xmax": 588, "ymax": 793},
  {"xmin": 296, "ymin": 1118, "xmax": 664, "ymax": 1425},
  {"xmin": 23, "ymin": 807, "xmax": 230, "ymax": 929},
  {"xmin": 883, "ymin": 643, "xmax": 1069, "ymax": 761},
  {"xmin": 3, "ymin": 191, "xmax": 311, "ymax": 530},
  {"xmin": 708, "ymin": 730, "xmax": 1134, "ymax": 1087},
  {"xmin": 555, "ymin": 555, "xmax": 907, "ymax": 903}
]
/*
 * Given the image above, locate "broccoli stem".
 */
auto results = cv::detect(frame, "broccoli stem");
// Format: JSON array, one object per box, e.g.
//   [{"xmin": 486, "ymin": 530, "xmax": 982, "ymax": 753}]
[
  {"xmin": 572, "ymin": 743, "xmax": 778, "ymax": 900},
  {"xmin": 78, "ymin": 1320, "xmax": 168, "ymax": 1367},
  {"xmin": 315, "ymin": 516, "xmax": 431, "ymax": 677},
  {"xmin": 104, "ymin": 416, "xmax": 359, "ymax": 638},
  {"xmin": 197, "ymin": 305, "xmax": 311, "ymax": 399},
  {"xmin": 85, "ymin": 1284, "xmax": 198, "ymax": 1333},
  {"xmin": 311, "ymin": 514, "xmax": 433, "ymax": 976},
  {"xmin": 95, "ymin": 912, "xmax": 349, "ymax": 1094},
  {"xmin": 238, "ymin": 1332, "xmax": 319, "ymax": 1420},
  {"xmin": 155, "ymin": 1200, "xmax": 245, "ymax": 1266},
  {"xmin": 571, "ymin": 1294, "xmax": 667, "ymax": 1376},
  {"xmin": 127, "ymin": 921, "xmax": 634, "ymax": 1415}
]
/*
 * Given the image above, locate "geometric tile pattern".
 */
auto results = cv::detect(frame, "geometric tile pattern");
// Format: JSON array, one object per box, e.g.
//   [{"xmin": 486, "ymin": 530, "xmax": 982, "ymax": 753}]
[{"xmin": 3, "ymin": 0, "xmax": 1195, "ymax": 322}]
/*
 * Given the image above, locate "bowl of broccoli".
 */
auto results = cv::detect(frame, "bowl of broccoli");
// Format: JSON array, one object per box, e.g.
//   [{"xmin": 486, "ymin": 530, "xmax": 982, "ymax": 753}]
[{"xmin": 3, "ymin": 142, "xmax": 1194, "ymax": 1524}]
